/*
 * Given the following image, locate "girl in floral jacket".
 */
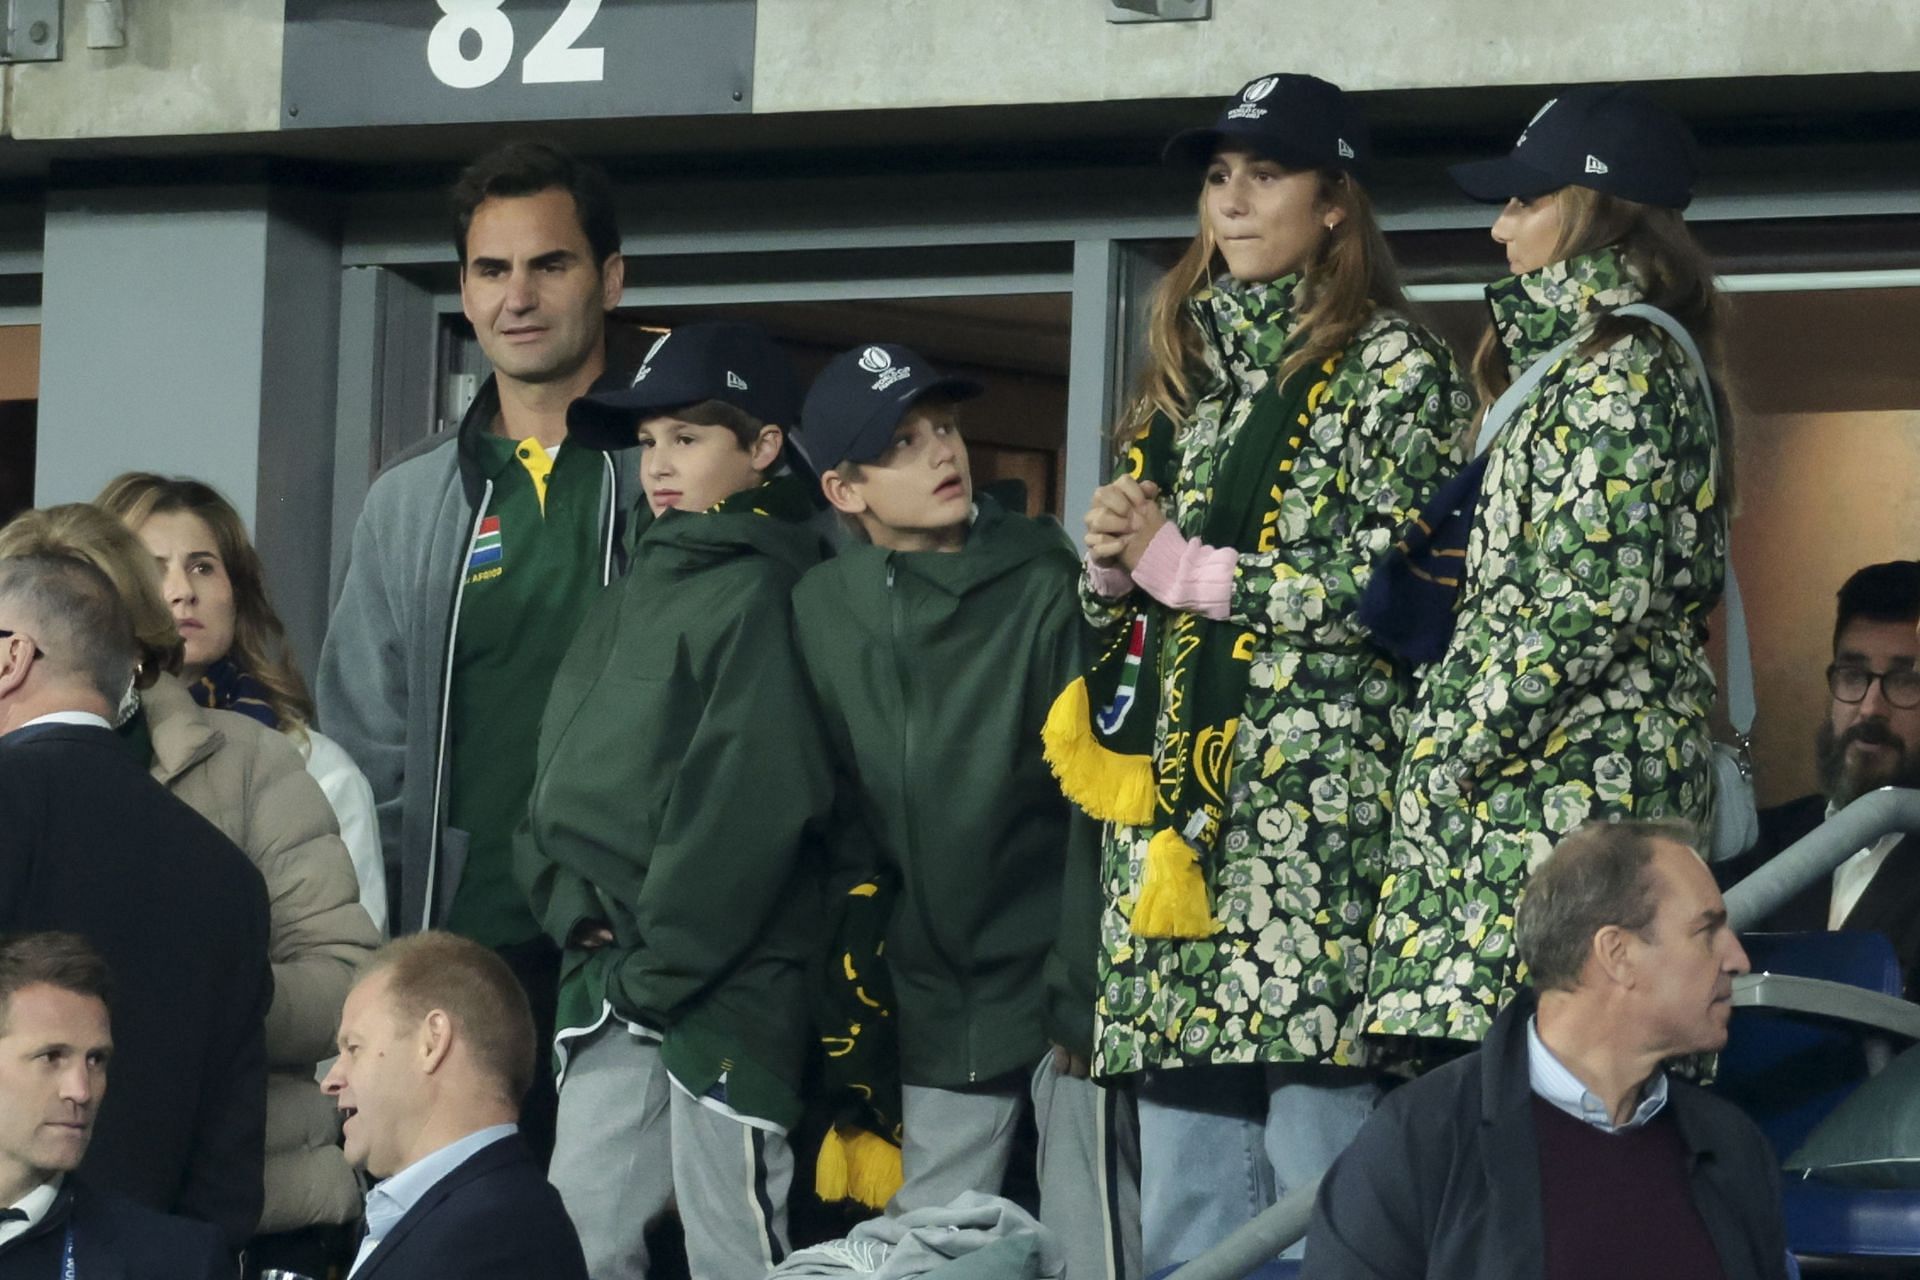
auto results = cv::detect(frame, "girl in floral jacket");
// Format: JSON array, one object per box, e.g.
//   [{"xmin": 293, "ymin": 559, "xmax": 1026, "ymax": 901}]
[
  {"xmin": 1366, "ymin": 86, "xmax": 1734, "ymax": 1048},
  {"xmin": 1049, "ymin": 73, "xmax": 1468, "ymax": 1270}
]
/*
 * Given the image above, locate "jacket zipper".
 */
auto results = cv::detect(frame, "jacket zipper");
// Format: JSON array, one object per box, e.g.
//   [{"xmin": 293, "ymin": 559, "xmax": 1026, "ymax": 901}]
[
  {"xmin": 599, "ymin": 452, "xmax": 618, "ymax": 586},
  {"xmin": 887, "ymin": 562, "xmax": 978, "ymax": 1082},
  {"xmin": 422, "ymin": 477, "xmax": 494, "ymax": 934}
]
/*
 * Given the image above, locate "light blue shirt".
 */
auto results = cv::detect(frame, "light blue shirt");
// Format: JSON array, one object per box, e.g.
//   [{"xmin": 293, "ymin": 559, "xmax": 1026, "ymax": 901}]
[
  {"xmin": 349, "ymin": 1124, "xmax": 518, "ymax": 1276},
  {"xmin": 1526, "ymin": 1015, "xmax": 1668, "ymax": 1133}
]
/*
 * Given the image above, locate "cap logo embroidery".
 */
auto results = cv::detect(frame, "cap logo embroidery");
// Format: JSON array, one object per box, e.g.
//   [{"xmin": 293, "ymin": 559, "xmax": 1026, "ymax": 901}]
[
  {"xmin": 726, "ymin": 371, "xmax": 748, "ymax": 391},
  {"xmin": 634, "ymin": 332, "xmax": 671, "ymax": 385},
  {"xmin": 1225, "ymin": 75, "xmax": 1279, "ymax": 121},
  {"xmin": 858, "ymin": 346, "xmax": 893, "ymax": 374},
  {"xmin": 1517, "ymin": 97, "xmax": 1557, "ymax": 147},
  {"xmin": 871, "ymin": 366, "xmax": 912, "ymax": 392},
  {"xmin": 1584, "ymin": 154, "xmax": 1610, "ymax": 175},
  {"xmin": 1337, "ymin": 138, "xmax": 1355, "ymax": 159}
]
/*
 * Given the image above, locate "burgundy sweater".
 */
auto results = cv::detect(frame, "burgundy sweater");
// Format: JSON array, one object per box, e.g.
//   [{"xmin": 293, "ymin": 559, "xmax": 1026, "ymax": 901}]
[{"xmin": 1533, "ymin": 1096, "xmax": 1728, "ymax": 1280}]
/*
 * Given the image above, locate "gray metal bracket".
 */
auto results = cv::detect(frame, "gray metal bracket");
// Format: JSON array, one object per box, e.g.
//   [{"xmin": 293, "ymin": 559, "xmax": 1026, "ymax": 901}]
[
  {"xmin": 3, "ymin": 0, "xmax": 61, "ymax": 62},
  {"xmin": 1108, "ymin": 0, "xmax": 1211, "ymax": 23}
]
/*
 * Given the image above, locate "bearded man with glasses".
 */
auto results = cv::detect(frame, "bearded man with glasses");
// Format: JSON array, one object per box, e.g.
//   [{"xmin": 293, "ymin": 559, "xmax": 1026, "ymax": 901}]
[{"xmin": 1722, "ymin": 560, "xmax": 1920, "ymax": 998}]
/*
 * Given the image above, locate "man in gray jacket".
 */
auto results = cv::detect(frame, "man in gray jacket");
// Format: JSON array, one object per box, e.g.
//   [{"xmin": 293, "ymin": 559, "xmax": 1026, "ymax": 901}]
[{"xmin": 317, "ymin": 142, "xmax": 637, "ymax": 1159}]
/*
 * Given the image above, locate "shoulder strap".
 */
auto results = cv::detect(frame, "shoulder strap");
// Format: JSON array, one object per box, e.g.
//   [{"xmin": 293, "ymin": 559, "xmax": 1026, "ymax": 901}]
[
  {"xmin": 1471, "ymin": 330, "xmax": 1587, "ymax": 460},
  {"xmin": 1611, "ymin": 303, "xmax": 1753, "ymax": 739}
]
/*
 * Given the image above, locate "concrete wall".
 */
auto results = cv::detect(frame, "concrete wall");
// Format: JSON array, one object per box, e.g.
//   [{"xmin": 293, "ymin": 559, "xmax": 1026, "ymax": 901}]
[
  {"xmin": 9, "ymin": 0, "xmax": 282, "ymax": 140},
  {"xmin": 5, "ymin": 0, "xmax": 1920, "ymax": 140},
  {"xmin": 36, "ymin": 183, "xmax": 342, "ymax": 679},
  {"xmin": 37, "ymin": 186, "xmax": 272, "ymax": 511},
  {"xmin": 754, "ymin": 0, "xmax": 1920, "ymax": 113}
]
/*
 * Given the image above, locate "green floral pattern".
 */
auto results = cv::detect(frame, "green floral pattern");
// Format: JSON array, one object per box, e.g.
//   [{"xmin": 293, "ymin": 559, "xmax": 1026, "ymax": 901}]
[
  {"xmin": 1082, "ymin": 276, "xmax": 1471, "ymax": 1075},
  {"xmin": 1364, "ymin": 248, "xmax": 1728, "ymax": 1045}
]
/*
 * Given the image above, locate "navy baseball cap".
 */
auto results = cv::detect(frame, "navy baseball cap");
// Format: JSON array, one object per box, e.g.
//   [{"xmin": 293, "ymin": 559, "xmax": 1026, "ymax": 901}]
[
  {"xmin": 1450, "ymin": 85, "xmax": 1698, "ymax": 210},
  {"xmin": 568, "ymin": 321, "xmax": 803, "ymax": 453},
  {"xmin": 1163, "ymin": 73, "xmax": 1371, "ymax": 183},
  {"xmin": 799, "ymin": 344, "xmax": 983, "ymax": 470}
]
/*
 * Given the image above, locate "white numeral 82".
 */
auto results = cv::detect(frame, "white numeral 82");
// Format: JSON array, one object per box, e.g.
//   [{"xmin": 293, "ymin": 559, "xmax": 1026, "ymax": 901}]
[{"xmin": 428, "ymin": 0, "xmax": 605, "ymax": 89}]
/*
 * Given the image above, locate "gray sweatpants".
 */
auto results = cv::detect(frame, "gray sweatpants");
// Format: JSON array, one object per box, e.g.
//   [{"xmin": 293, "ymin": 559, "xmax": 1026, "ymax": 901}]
[
  {"xmin": 550, "ymin": 1025, "xmax": 793, "ymax": 1280},
  {"xmin": 889, "ymin": 1055, "xmax": 1143, "ymax": 1280}
]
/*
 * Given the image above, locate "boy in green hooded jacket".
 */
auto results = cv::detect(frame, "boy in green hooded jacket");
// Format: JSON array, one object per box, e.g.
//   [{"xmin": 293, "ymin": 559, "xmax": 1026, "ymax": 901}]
[
  {"xmin": 792, "ymin": 344, "xmax": 1142, "ymax": 1280},
  {"xmin": 513, "ymin": 322, "xmax": 831, "ymax": 1280}
]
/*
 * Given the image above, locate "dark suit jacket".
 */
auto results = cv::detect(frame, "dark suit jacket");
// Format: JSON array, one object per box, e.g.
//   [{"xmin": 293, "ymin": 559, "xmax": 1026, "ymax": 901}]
[
  {"xmin": 1729, "ymin": 793, "xmax": 1920, "ymax": 998},
  {"xmin": 0, "ymin": 722, "xmax": 272, "ymax": 1252},
  {"xmin": 0, "ymin": 1177, "xmax": 227, "ymax": 1280},
  {"xmin": 353, "ymin": 1135, "xmax": 587, "ymax": 1280}
]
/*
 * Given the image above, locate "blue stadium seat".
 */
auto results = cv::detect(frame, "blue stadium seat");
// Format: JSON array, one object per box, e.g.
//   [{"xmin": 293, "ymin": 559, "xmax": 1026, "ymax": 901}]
[
  {"xmin": 1716, "ymin": 931, "xmax": 1920, "ymax": 1269},
  {"xmin": 1716, "ymin": 931, "xmax": 1901, "ymax": 1158}
]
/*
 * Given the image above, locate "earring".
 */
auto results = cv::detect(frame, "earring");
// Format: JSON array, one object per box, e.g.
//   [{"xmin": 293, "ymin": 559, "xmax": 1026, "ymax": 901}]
[{"xmin": 114, "ymin": 665, "xmax": 141, "ymax": 728}]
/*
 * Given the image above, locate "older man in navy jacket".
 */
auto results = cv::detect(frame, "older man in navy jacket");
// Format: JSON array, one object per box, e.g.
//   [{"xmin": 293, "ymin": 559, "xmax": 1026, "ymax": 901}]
[
  {"xmin": 1306, "ymin": 820, "xmax": 1789, "ymax": 1280},
  {"xmin": 323, "ymin": 932, "xmax": 585, "ymax": 1279}
]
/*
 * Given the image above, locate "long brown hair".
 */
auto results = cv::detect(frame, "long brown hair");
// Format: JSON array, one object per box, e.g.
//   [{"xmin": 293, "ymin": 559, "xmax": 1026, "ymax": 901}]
[
  {"xmin": 0, "ymin": 504, "xmax": 182, "ymax": 688},
  {"xmin": 1470, "ymin": 186, "xmax": 1736, "ymax": 502},
  {"xmin": 95, "ymin": 473, "xmax": 316, "ymax": 729},
  {"xmin": 1124, "ymin": 168, "xmax": 1408, "ymax": 443}
]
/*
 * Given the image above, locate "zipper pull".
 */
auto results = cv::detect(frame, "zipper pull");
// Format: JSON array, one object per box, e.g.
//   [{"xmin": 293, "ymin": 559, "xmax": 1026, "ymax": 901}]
[{"xmin": 886, "ymin": 563, "xmax": 896, "ymax": 589}]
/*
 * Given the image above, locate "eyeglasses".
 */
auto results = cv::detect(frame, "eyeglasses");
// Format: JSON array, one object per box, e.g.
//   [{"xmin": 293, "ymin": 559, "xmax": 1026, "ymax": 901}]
[
  {"xmin": 0, "ymin": 629, "xmax": 42, "ymax": 659},
  {"xmin": 1828, "ymin": 664, "xmax": 1920, "ymax": 710}
]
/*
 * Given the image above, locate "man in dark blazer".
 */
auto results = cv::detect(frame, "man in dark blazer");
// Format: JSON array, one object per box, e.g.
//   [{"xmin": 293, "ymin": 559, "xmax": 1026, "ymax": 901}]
[
  {"xmin": 0, "ymin": 931, "xmax": 228, "ymax": 1280},
  {"xmin": 0, "ymin": 551, "xmax": 272, "ymax": 1252},
  {"xmin": 1724, "ymin": 561, "xmax": 1920, "ymax": 996},
  {"xmin": 322, "ymin": 932, "xmax": 586, "ymax": 1279}
]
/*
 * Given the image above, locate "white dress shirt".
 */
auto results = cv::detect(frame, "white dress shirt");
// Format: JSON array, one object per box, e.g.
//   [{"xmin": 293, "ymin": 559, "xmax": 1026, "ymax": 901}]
[
  {"xmin": 0, "ymin": 1178, "xmax": 62, "ymax": 1248},
  {"xmin": 1829, "ymin": 825, "xmax": 1903, "ymax": 929},
  {"xmin": 14, "ymin": 710, "xmax": 112, "ymax": 731}
]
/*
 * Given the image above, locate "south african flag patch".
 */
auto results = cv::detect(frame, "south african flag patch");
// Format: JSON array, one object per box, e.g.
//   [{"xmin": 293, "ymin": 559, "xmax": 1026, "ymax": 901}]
[{"xmin": 468, "ymin": 515, "xmax": 503, "ymax": 571}]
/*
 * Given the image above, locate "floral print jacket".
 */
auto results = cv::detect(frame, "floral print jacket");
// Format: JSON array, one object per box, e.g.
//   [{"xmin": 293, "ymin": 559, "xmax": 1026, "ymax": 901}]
[
  {"xmin": 1366, "ymin": 248, "xmax": 1728, "ymax": 1045},
  {"xmin": 1082, "ymin": 274, "xmax": 1470, "ymax": 1075}
]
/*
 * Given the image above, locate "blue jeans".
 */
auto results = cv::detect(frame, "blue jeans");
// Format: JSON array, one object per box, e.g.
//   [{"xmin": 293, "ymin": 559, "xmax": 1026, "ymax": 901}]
[{"xmin": 1136, "ymin": 1063, "xmax": 1378, "ymax": 1273}]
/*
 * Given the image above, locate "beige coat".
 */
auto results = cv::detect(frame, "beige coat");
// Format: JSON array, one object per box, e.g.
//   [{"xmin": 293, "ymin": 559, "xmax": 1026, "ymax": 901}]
[{"xmin": 142, "ymin": 674, "xmax": 378, "ymax": 1235}]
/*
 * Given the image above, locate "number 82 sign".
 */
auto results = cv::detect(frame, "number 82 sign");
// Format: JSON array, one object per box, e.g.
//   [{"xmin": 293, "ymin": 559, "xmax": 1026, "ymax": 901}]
[{"xmin": 283, "ymin": 0, "xmax": 755, "ymax": 130}]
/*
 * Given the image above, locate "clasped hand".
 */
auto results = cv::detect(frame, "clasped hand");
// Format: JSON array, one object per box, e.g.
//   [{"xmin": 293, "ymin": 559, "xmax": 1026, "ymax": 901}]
[{"xmin": 1083, "ymin": 476, "xmax": 1168, "ymax": 571}]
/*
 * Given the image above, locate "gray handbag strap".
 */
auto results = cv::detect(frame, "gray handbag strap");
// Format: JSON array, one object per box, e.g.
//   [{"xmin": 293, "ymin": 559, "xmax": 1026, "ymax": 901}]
[
  {"xmin": 1470, "ymin": 330, "xmax": 1586, "ymax": 459},
  {"xmin": 1612, "ymin": 303, "xmax": 1754, "ymax": 740}
]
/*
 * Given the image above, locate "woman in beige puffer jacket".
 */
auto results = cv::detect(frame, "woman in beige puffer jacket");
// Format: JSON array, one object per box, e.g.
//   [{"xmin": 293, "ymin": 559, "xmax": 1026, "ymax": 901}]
[{"xmin": 0, "ymin": 506, "xmax": 379, "ymax": 1250}]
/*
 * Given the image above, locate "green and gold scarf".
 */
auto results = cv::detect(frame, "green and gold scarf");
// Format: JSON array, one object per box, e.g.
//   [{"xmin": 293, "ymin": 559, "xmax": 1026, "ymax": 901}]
[{"xmin": 1045, "ymin": 348, "xmax": 1339, "ymax": 938}]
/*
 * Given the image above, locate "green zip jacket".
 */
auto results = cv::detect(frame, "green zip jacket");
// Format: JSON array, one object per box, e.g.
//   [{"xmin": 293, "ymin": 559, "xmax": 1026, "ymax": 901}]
[
  {"xmin": 793, "ymin": 497, "xmax": 1096, "ymax": 1089},
  {"xmin": 514, "ymin": 479, "xmax": 832, "ymax": 1129}
]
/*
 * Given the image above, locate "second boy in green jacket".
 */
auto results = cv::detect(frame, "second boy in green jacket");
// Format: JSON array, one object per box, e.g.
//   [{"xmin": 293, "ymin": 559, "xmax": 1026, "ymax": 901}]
[
  {"xmin": 514, "ymin": 323, "xmax": 831, "ymax": 1280},
  {"xmin": 794, "ymin": 344, "xmax": 1141, "ymax": 1280}
]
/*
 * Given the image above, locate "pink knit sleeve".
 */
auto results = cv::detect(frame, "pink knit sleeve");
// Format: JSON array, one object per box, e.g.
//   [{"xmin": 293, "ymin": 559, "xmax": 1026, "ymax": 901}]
[
  {"xmin": 1085, "ymin": 559, "xmax": 1136, "ymax": 599},
  {"xmin": 1130, "ymin": 523, "xmax": 1236, "ymax": 620}
]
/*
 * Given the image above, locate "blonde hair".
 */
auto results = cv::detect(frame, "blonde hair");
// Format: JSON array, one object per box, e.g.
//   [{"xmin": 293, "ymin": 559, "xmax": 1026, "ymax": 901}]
[
  {"xmin": 1470, "ymin": 186, "xmax": 1736, "ymax": 503},
  {"xmin": 0, "ymin": 504, "xmax": 181, "ymax": 687},
  {"xmin": 95, "ymin": 473, "xmax": 315, "ymax": 729},
  {"xmin": 1123, "ymin": 169, "xmax": 1408, "ymax": 443}
]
